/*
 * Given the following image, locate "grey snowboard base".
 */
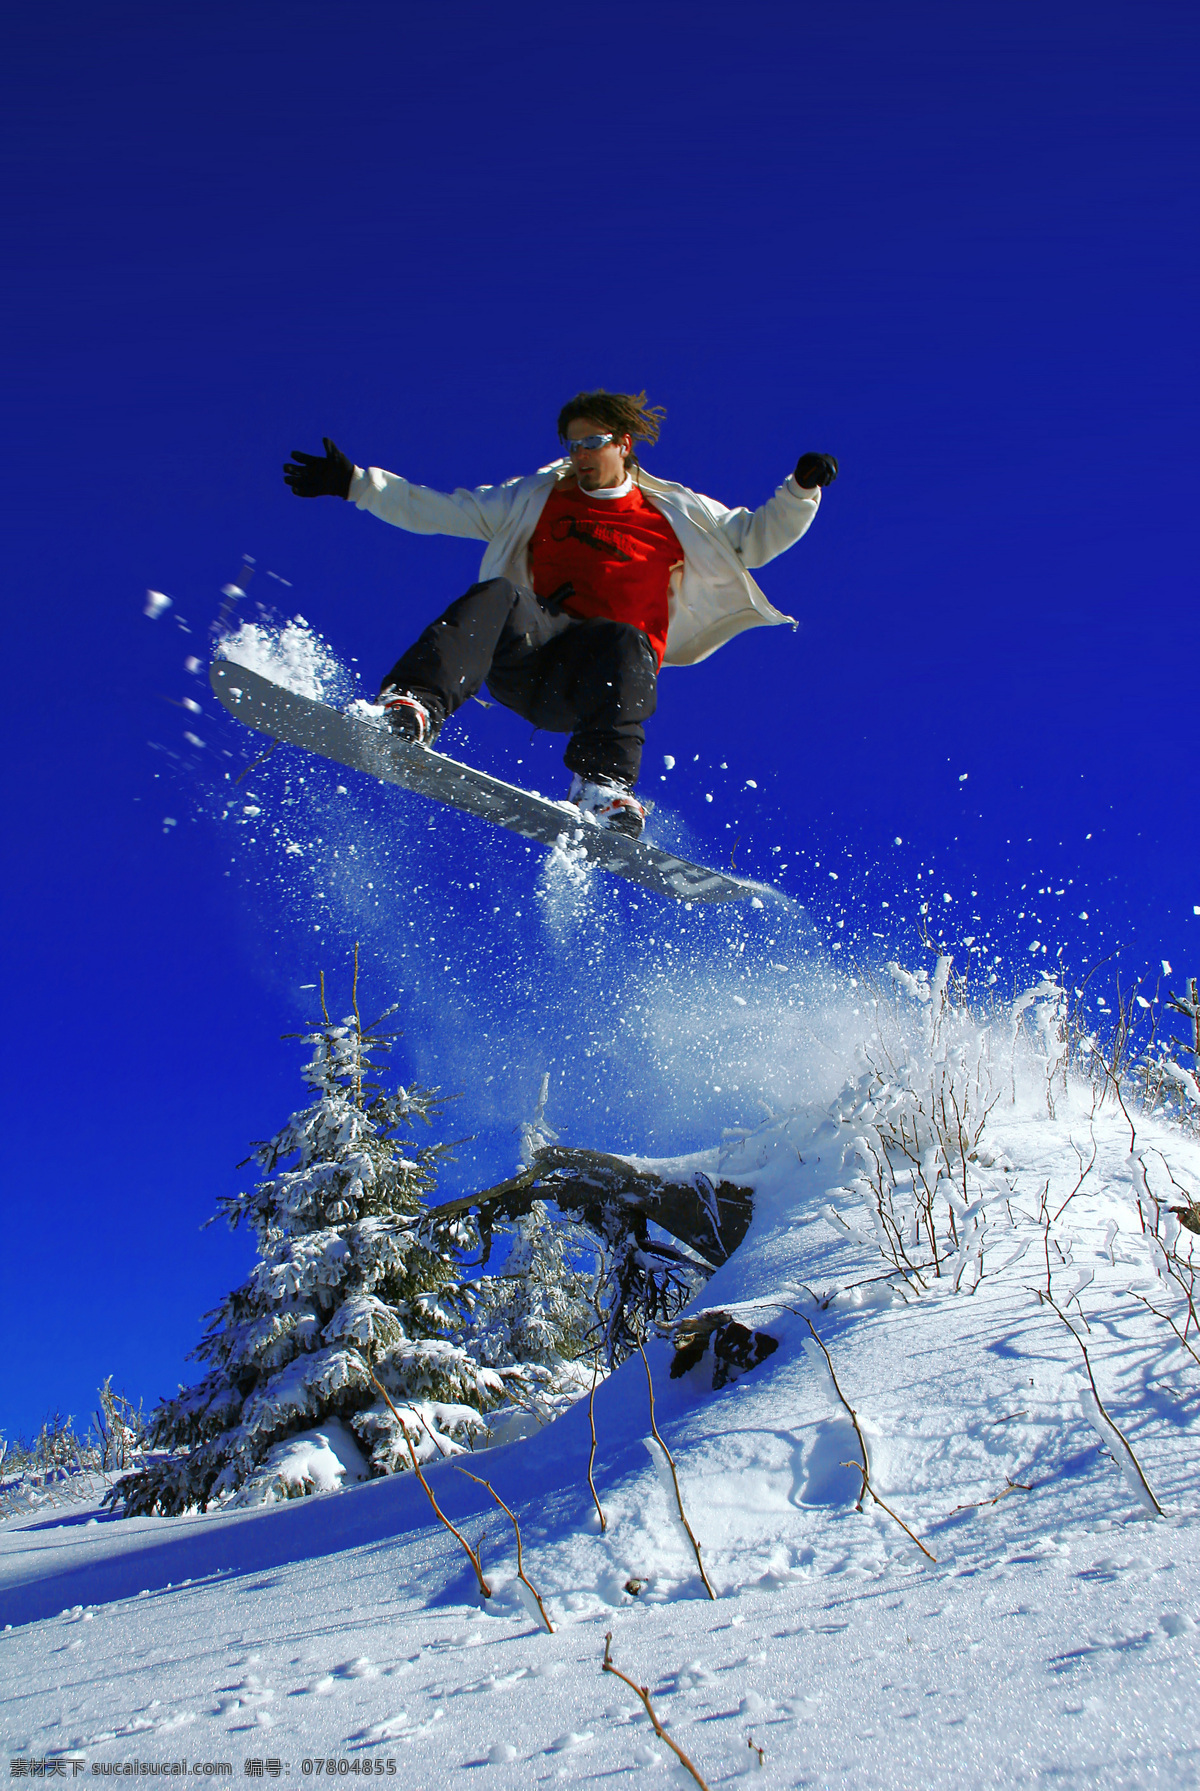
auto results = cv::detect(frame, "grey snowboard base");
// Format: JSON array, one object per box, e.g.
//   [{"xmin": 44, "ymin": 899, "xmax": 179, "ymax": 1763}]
[{"xmin": 210, "ymin": 659, "xmax": 773, "ymax": 904}]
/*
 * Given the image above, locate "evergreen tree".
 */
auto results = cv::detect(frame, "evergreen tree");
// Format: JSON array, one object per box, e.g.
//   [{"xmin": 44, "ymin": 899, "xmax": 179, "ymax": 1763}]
[
  {"xmin": 109, "ymin": 986, "xmax": 501, "ymax": 1515},
  {"xmin": 467, "ymin": 1199, "xmax": 599, "ymax": 1427}
]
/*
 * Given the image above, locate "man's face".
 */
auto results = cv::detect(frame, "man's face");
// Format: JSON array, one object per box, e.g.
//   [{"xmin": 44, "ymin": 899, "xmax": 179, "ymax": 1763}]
[{"xmin": 565, "ymin": 417, "xmax": 632, "ymax": 491}]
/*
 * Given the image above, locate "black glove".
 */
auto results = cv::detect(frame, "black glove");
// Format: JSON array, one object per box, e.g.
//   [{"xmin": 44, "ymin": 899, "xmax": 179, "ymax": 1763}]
[
  {"xmin": 283, "ymin": 437, "xmax": 355, "ymax": 499},
  {"xmin": 794, "ymin": 451, "xmax": 839, "ymax": 489}
]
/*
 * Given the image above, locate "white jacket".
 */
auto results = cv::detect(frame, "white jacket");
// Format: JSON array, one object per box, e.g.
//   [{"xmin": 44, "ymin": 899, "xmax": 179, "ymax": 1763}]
[{"xmin": 348, "ymin": 459, "xmax": 821, "ymax": 667}]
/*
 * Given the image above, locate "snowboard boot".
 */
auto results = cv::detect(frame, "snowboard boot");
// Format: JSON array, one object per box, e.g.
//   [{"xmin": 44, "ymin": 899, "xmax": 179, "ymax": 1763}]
[
  {"xmin": 380, "ymin": 687, "xmax": 444, "ymax": 747},
  {"xmin": 567, "ymin": 773, "xmax": 647, "ymax": 840}
]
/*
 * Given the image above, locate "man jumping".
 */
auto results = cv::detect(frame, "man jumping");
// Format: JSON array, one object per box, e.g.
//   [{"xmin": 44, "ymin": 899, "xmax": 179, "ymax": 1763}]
[{"xmin": 283, "ymin": 391, "xmax": 836, "ymax": 839}]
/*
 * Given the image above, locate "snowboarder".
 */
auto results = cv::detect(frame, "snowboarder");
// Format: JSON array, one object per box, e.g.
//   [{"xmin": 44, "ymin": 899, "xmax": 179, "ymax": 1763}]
[{"xmin": 283, "ymin": 391, "xmax": 836, "ymax": 839}]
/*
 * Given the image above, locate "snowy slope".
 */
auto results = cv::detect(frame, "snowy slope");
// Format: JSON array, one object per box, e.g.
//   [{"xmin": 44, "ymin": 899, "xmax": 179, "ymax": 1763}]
[{"xmin": 4, "ymin": 1003, "xmax": 1199, "ymax": 1788}]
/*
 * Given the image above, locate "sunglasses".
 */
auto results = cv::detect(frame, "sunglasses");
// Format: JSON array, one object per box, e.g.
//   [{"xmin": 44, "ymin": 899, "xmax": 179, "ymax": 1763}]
[{"xmin": 564, "ymin": 433, "xmax": 616, "ymax": 454}]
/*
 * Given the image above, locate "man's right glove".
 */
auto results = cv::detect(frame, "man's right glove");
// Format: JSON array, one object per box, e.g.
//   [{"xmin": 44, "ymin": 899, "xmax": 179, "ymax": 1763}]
[
  {"xmin": 283, "ymin": 437, "xmax": 355, "ymax": 499},
  {"xmin": 794, "ymin": 452, "xmax": 839, "ymax": 489}
]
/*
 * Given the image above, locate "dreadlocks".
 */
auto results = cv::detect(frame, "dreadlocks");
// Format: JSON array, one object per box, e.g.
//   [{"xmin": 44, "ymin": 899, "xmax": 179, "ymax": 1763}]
[{"xmin": 556, "ymin": 389, "xmax": 666, "ymax": 468}]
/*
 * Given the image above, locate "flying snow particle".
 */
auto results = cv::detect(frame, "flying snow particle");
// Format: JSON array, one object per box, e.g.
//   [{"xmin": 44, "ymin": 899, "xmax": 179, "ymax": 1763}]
[
  {"xmin": 162, "ymin": 817, "xmax": 177, "ymax": 829},
  {"xmin": 958, "ymin": 772, "xmax": 969, "ymax": 782},
  {"xmin": 184, "ymin": 656, "xmax": 201, "ymax": 674},
  {"xmin": 705, "ymin": 793, "xmax": 713, "ymax": 803},
  {"xmin": 183, "ymin": 731, "xmax": 205, "ymax": 748},
  {"xmin": 221, "ymin": 584, "xmax": 246, "ymax": 600},
  {"xmin": 182, "ymin": 697, "xmax": 201, "ymax": 714},
  {"xmin": 942, "ymin": 892, "xmax": 952, "ymax": 904},
  {"xmin": 745, "ymin": 778, "xmax": 757, "ymax": 788},
  {"xmin": 663, "ymin": 754, "xmax": 676, "ymax": 770},
  {"xmin": 1194, "ymin": 906, "xmax": 1200, "ymax": 916},
  {"xmin": 1163, "ymin": 960, "xmax": 1173, "ymax": 976},
  {"xmin": 144, "ymin": 589, "xmax": 172, "ymax": 619},
  {"xmin": 894, "ymin": 836, "xmax": 903, "ymax": 846},
  {"xmin": 1079, "ymin": 911, "xmax": 1089, "ymax": 920}
]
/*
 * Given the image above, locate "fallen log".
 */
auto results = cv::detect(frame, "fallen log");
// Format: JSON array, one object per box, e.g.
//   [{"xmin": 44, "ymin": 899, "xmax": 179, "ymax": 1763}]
[{"xmin": 426, "ymin": 1146, "xmax": 753, "ymax": 1270}]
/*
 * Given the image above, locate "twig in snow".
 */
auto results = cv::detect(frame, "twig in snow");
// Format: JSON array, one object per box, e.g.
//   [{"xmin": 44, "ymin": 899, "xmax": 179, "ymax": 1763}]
[
  {"xmin": 1032, "ymin": 1291, "xmax": 1164, "ymax": 1517},
  {"xmin": 638, "ymin": 1342, "xmax": 715, "ymax": 1598},
  {"xmin": 587, "ymin": 1352, "xmax": 607, "ymax": 1532},
  {"xmin": 949, "ymin": 1476, "xmax": 1034, "ymax": 1515},
  {"xmin": 802, "ymin": 1317, "xmax": 936, "ymax": 1562},
  {"xmin": 601, "ymin": 1634, "xmax": 712, "ymax": 1790},
  {"xmin": 363, "ymin": 1362, "xmax": 492, "ymax": 1597},
  {"xmin": 746, "ymin": 1735, "xmax": 766, "ymax": 1767},
  {"xmin": 454, "ymin": 1467, "xmax": 553, "ymax": 1632}
]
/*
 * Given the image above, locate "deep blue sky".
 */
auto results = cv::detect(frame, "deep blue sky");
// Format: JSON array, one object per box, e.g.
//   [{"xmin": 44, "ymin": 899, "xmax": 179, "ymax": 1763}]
[{"xmin": 3, "ymin": 1, "xmax": 1197, "ymax": 1440}]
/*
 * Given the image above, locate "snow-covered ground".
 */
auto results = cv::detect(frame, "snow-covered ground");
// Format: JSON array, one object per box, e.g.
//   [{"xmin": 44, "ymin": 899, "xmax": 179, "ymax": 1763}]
[{"xmin": 5, "ymin": 1008, "xmax": 1198, "ymax": 1788}]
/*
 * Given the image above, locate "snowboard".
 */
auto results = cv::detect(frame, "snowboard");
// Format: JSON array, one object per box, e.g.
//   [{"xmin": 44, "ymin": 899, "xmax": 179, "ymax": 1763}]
[{"xmin": 209, "ymin": 659, "xmax": 773, "ymax": 905}]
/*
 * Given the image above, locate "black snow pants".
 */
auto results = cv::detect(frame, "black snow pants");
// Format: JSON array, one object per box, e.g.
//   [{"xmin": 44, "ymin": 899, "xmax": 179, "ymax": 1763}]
[{"xmin": 379, "ymin": 577, "xmax": 658, "ymax": 787}]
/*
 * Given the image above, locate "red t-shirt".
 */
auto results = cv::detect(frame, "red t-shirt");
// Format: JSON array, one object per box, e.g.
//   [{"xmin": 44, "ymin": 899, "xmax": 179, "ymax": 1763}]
[{"xmin": 528, "ymin": 479, "xmax": 682, "ymax": 666}]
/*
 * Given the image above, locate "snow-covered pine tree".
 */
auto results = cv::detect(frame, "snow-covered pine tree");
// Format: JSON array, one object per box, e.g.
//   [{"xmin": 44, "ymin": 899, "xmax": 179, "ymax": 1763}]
[
  {"xmin": 467, "ymin": 1199, "xmax": 599, "ymax": 1430},
  {"xmin": 108, "ymin": 977, "xmax": 502, "ymax": 1515}
]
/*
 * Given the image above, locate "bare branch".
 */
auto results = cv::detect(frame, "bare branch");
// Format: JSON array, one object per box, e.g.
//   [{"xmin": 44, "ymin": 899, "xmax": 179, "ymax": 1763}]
[
  {"xmin": 454, "ymin": 1467, "xmax": 553, "ymax": 1632},
  {"xmin": 949, "ymin": 1475, "xmax": 1034, "ymax": 1515},
  {"xmin": 1033, "ymin": 1293, "xmax": 1164, "ymax": 1518},
  {"xmin": 803, "ymin": 1317, "xmax": 936, "ymax": 1561},
  {"xmin": 602, "ymin": 1634, "xmax": 712, "ymax": 1790},
  {"xmin": 363, "ymin": 1361, "xmax": 492, "ymax": 1597},
  {"xmin": 638, "ymin": 1342, "xmax": 715, "ymax": 1599},
  {"xmin": 1131, "ymin": 1293, "xmax": 1200, "ymax": 1372},
  {"xmin": 587, "ymin": 1352, "xmax": 607, "ymax": 1533},
  {"xmin": 1053, "ymin": 1129, "xmax": 1098, "ymax": 1221}
]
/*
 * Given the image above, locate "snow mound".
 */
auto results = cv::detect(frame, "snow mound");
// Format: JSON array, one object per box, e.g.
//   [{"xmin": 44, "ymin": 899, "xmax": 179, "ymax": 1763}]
[{"xmin": 225, "ymin": 1418, "xmax": 370, "ymax": 1506}]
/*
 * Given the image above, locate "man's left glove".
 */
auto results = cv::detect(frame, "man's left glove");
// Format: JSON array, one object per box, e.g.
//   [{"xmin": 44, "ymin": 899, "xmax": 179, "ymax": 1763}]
[
  {"xmin": 794, "ymin": 452, "xmax": 839, "ymax": 489},
  {"xmin": 283, "ymin": 437, "xmax": 355, "ymax": 499}
]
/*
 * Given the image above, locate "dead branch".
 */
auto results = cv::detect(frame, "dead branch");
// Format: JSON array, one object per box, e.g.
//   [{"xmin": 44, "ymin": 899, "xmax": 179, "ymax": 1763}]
[
  {"xmin": 587, "ymin": 1352, "xmax": 607, "ymax": 1532},
  {"xmin": 1053, "ymin": 1129, "xmax": 1099, "ymax": 1220},
  {"xmin": 454, "ymin": 1467, "xmax": 553, "ymax": 1632},
  {"xmin": 949, "ymin": 1476, "xmax": 1034, "ymax": 1515},
  {"xmin": 1131, "ymin": 1293, "xmax": 1200, "ymax": 1372},
  {"xmin": 363, "ymin": 1362, "xmax": 492, "ymax": 1597},
  {"xmin": 601, "ymin": 1634, "xmax": 712, "ymax": 1790},
  {"xmin": 1033, "ymin": 1292, "xmax": 1164, "ymax": 1517},
  {"xmin": 803, "ymin": 1317, "xmax": 936, "ymax": 1561},
  {"xmin": 638, "ymin": 1342, "xmax": 715, "ymax": 1598},
  {"xmin": 427, "ymin": 1147, "xmax": 752, "ymax": 1269}
]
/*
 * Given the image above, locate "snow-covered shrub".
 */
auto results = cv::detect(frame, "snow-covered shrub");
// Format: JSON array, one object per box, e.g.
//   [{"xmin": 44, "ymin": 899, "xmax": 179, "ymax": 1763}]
[
  {"xmin": 1, "ymin": 1382, "xmax": 147, "ymax": 1517},
  {"xmin": 1135, "ymin": 976, "xmax": 1200, "ymax": 1136},
  {"xmin": 107, "ymin": 1001, "xmax": 502, "ymax": 1516},
  {"xmin": 818, "ymin": 960, "xmax": 1066, "ymax": 1291},
  {"xmin": 820, "ymin": 1038, "xmax": 1005, "ymax": 1292},
  {"xmin": 92, "ymin": 1376, "xmax": 147, "ymax": 1472}
]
